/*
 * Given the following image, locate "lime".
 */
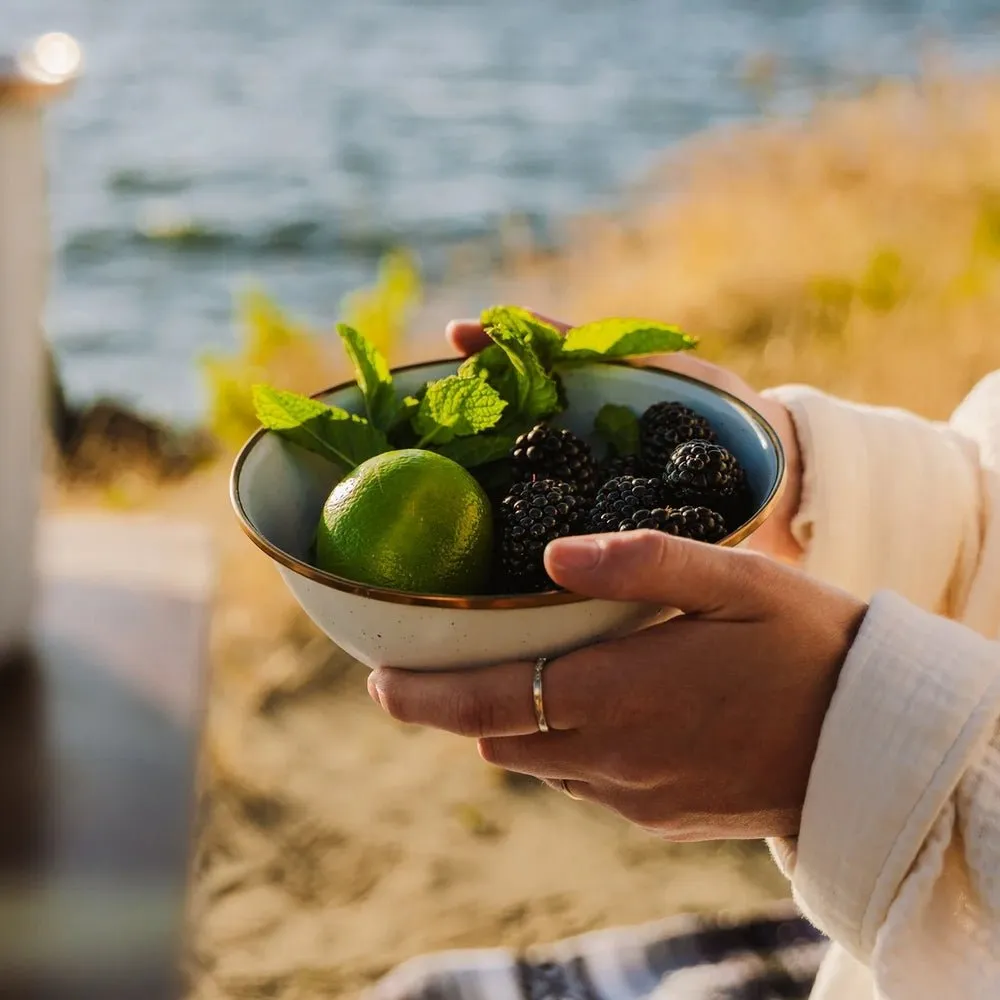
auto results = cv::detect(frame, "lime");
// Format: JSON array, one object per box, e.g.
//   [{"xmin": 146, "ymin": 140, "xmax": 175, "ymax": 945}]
[{"xmin": 314, "ymin": 449, "xmax": 493, "ymax": 595}]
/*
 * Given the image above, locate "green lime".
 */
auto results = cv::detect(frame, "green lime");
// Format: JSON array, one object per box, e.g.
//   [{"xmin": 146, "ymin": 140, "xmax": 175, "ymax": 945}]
[{"xmin": 314, "ymin": 449, "xmax": 493, "ymax": 595}]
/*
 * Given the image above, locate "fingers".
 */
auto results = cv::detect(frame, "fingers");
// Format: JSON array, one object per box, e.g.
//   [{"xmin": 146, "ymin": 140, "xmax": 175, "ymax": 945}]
[
  {"xmin": 445, "ymin": 312, "xmax": 572, "ymax": 357},
  {"xmin": 478, "ymin": 731, "xmax": 589, "ymax": 778},
  {"xmin": 446, "ymin": 319, "xmax": 492, "ymax": 356},
  {"xmin": 369, "ymin": 656, "xmax": 584, "ymax": 737},
  {"xmin": 630, "ymin": 353, "xmax": 752, "ymax": 400},
  {"xmin": 544, "ymin": 530, "xmax": 777, "ymax": 618},
  {"xmin": 524, "ymin": 312, "xmax": 572, "ymax": 333}
]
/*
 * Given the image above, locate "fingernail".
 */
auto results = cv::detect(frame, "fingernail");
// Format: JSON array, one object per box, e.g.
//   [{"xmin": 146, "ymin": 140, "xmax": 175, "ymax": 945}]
[
  {"xmin": 367, "ymin": 672, "xmax": 381, "ymax": 706},
  {"xmin": 548, "ymin": 536, "xmax": 601, "ymax": 570}
]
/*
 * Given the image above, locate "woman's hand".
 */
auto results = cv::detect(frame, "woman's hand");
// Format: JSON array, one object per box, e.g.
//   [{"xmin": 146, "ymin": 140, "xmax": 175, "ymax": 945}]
[
  {"xmin": 446, "ymin": 315, "xmax": 803, "ymax": 564},
  {"xmin": 369, "ymin": 530, "xmax": 866, "ymax": 840}
]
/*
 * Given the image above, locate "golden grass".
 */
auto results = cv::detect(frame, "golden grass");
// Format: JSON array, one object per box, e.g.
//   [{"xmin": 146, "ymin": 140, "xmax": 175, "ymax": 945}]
[{"xmin": 500, "ymin": 73, "xmax": 1000, "ymax": 419}]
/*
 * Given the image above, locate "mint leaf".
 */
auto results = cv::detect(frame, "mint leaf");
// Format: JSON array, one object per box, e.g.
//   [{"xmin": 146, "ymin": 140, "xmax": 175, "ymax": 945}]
[
  {"xmin": 485, "ymin": 306, "xmax": 565, "ymax": 369},
  {"xmin": 560, "ymin": 319, "xmax": 697, "ymax": 361},
  {"xmin": 481, "ymin": 306, "xmax": 561, "ymax": 421},
  {"xmin": 413, "ymin": 375, "xmax": 506, "ymax": 446},
  {"xmin": 458, "ymin": 346, "xmax": 521, "ymax": 412},
  {"xmin": 437, "ymin": 431, "xmax": 520, "ymax": 468},
  {"xmin": 595, "ymin": 403, "xmax": 640, "ymax": 457},
  {"xmin": 336, "ymin": 323, "xmax": 402, "ymax": 432},
  {"xmin": 253, "ymin": 385, "xmax": 389, "ymax": 468}
]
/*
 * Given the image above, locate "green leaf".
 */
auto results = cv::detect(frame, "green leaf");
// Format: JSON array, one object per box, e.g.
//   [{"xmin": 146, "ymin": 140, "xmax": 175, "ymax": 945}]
[
  {"xmin": 336, "ymin": 323, "xmax": 402, "ymax": 432},
  {"xmin": 413, "ymin": 375, "xmax": 507, "ymax": 446},
  {"xmin": 559, "ymin": 319, "xmax": 697, "ymax": 361},
  {"xmin": 481, "ymin": 306, "xmax": 561, "ymax": 421},
  {"xmin": 458, "ymin": 346, "xmax": 521, "ymax": 410},
  {"xmin": 393, "ymin": 394, "xmax": 421, "ymax": 427},
  {"xmin": 594, "ymin": 404, "xmax": 640, "ymax": 457},
  {"xmin": 459, "ymin": 344, "xmax": 507, "ymax": 380},
  {"xmin": 485, "ymin": 306, "xmax": 565, "ymax": 369},
  {"xmin": 437, "ymin": 432, "xmax": 520, "ymax": 469},
  {"xmin": 252, "ymin": 385, "xmax": 389, "ymax": 468}
]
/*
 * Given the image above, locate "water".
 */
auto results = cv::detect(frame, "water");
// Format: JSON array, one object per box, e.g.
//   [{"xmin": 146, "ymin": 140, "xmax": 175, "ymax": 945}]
[{"xmin": 5, "ymin": 0, "xmax": 999, "ymax": 424}]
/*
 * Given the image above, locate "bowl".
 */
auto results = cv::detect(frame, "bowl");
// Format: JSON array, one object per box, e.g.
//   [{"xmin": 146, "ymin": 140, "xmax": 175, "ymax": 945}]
[{"xmin": 231, "ymin": 359, "xmax": 785, "ymax": 670}]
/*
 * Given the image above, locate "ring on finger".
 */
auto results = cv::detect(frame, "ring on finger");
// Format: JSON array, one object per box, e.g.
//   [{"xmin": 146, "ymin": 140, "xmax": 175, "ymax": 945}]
[
  {"xmin": 559, "ymin": 778, "xmax": 583, "ymax": 801},
  {"xmin": 532, "ymin": 657, "xmax": 550, "ymax": 733}
]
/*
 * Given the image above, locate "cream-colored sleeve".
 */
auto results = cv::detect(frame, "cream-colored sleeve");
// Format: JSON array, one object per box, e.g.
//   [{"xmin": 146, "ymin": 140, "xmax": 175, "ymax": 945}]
[
  {"xmin": 776, "ymin": 594, "xmax": 1000, "ymax": 997},
  {"xmin": 762, "ymin": 384, "xmax": 983, "ymax": 615},
  {"xmin": 761, "ymin": 373, "xmax": 1000, "ymax": 998}
]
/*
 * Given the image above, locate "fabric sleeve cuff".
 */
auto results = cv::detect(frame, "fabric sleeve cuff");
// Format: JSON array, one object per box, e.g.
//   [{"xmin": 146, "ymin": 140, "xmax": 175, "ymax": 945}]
[{"xmin": 787, "ymin": 592, "xmax": 1000, "ymax": 959}]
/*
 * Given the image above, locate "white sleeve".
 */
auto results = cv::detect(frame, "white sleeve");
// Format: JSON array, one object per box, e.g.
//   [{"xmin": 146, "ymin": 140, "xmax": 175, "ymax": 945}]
[
  {"xmin": 771, "ymin": 593, "xmax": 1000, "ymax": 996},
  {"xmin": 762, "ymin": 385, "xmax": 983, "ymax": 615},
  {"xmin": 762, "ymin": 372, "xmax": 1000, "ymax": 995}
]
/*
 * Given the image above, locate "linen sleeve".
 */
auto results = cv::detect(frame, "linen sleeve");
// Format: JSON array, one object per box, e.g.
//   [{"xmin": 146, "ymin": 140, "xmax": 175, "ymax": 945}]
[
  {"xmin": 761, "ymin": 385, "xmax": 983, "ymax": 616},
  {"xmin": 772, "ymin": 593, "xmax": 1000, "ymax": 996}
]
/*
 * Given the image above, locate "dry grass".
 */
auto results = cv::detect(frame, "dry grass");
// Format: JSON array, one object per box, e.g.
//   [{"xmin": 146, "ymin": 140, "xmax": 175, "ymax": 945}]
[
  {"xmin": 59, "ymin": 71, "xmax": 1000, "ymax": 1000},
  {"xmin": 501, "ymin": 72, "xmax": 1000, "ymax": 419}
]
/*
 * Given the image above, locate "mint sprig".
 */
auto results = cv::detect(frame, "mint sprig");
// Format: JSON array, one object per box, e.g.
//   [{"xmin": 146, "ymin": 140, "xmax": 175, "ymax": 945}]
[
  {"xmin": 336, "ymin": 323, "xmax": 402, "ymax": 432},
  {"xmin": 252, "ymin": 385, "xmax": 389, "ymax": 469},
  {"xmin": 488, "ymin": 305, "xmax": 565, "ymax": 368},
  {"xmin": 480, "ymin": 306, "xmax": 561, "ymax": 422},
  {"xmin": 594, "ymin": 403, "xmax": 640, "ymax": 457},
  {"xmin": 559, "ymin": 319, "xmax": 697, "ymax": 362},
  {"xmin": 412, "ymin": 375, "xmax": 507, "ymax": 446},
  {"xmin": 253, "ymin": 305, "xmax": 698, "ymax": 473}
]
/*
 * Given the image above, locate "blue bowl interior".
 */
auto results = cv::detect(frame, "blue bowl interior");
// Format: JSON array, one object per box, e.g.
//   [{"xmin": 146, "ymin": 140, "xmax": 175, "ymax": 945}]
[{"xmin": 237, "ymin": 360, "xmax": 783, "ymax": 566}]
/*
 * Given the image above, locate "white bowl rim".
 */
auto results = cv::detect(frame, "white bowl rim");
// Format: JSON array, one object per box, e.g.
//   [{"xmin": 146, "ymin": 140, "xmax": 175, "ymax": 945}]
[{"xmin": 230, "ymin": 358, "xmax": 787, "ymax": 610}]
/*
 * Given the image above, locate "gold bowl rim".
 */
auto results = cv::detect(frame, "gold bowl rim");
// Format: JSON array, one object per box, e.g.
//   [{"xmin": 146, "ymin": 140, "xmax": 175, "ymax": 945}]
[{"xmin": 230, "ymin": 358, "xmax": 787, "ymax": 610}]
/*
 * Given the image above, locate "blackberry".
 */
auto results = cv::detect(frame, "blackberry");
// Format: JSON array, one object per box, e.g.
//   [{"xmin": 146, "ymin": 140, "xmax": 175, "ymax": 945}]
[
  {"xmin": 600, "ymin": 504, "xmax": 728, "ymax": 542},
  {"xmin": 663, "ymin": 440, "xmax": 744, "ymax": 505},
  {"xmin": 598, "ymin": 453, "xmax": 644, "ymax": 483},
  {"xmin": 511, "ymin": 424, "xmax": 599, "ymax": 497},
  {"xmin": 497, "ymin": 479, "xmax": 586, "ymax": 591},
  {"xmin": 658, "ymin": 506, "xmax": 729, "ymax": 542},
  {"xmin": 640, "ymin": 402, "xmax": 717, "ymax": 475},
  {"xmin": 588, "ymin": 476, "xmax": 666, "ymax": 533}
]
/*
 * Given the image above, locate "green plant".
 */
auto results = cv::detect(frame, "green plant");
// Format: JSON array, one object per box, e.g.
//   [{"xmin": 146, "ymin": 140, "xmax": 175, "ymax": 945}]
[
  {"xmin": 254, "ymin": 306, "xmax": 696, "ymax": 472},
  {"xmin": 200, "ymin": 250, "xmax": 423, "ymax": 448},
  {"xmin": 339, "ymin": 250, "xmax": 422, "ymax": 360}
]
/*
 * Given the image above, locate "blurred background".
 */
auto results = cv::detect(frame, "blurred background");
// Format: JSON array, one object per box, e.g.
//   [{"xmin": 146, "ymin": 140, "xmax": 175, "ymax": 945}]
[{"xmin": 8, "ymin": 1, "xmax": 1000, "ymax": 997}]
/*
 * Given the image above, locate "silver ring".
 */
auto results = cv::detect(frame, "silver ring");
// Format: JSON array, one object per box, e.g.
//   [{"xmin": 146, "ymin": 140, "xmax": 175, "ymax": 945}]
[
  {"xmin": 532, "ymin": 657, "xmax": 550, "ymax": 733},
  {"xmin": 559, "ymin": 779, "xmax": 582, "ymax": 801}
]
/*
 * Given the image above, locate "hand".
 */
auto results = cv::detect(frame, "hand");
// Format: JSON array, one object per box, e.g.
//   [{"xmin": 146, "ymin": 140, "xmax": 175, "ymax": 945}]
[
  {"xmin": 369, "ymin": 530, "xmax": 866, "ymax": 840},
  {"xmin": 446, "ymin": 314, "xmax": 803, "ymax": 563}
]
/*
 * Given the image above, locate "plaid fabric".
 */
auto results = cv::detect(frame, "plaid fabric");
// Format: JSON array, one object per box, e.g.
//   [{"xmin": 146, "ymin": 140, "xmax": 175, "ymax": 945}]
[{"xmin": 370, "ymin": 905, "xmax": 828, "ymax": 1000}]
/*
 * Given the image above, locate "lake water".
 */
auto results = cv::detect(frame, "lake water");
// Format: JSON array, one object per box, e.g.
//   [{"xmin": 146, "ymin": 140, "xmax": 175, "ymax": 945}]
[{"xmin": 5, "ymin": 0, "xmax": 1000, "ymax": 424}]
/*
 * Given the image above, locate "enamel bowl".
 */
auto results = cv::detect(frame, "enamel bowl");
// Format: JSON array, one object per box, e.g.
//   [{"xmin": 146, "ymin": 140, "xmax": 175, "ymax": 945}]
[{"xmin": 231, "ymin": 360, "xmax": 785, "ymax": 670}]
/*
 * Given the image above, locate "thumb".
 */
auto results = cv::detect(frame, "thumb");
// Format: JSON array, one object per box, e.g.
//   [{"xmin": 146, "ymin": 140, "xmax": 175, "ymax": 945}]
[{"xmin": 544, "ymin": 530, "xmax": 776, "ymax": 618}]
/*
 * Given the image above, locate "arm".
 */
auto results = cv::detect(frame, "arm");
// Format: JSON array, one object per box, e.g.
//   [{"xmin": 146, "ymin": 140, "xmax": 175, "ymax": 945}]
[
  {"xmin": 766, "ymin": 373, "xmax": 1000, "ymax": 992},
  {"xmin": 771, "ymin": 593, "xmax": 1000, "ymax": 996},
  {"xmin": 441, "ymin": 317, "xmax": 1000, "ymax": 990}
]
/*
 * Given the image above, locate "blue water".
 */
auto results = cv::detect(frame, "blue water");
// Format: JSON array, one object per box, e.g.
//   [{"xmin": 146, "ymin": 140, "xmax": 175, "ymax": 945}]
[{"xmin": 5, "ymin": 0, "xmax": 1000, "ymax": 424}]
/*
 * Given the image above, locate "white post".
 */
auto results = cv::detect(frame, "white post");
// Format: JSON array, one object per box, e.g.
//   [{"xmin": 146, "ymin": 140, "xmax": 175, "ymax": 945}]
[{"xmin": 0, "ymin": 34, "xmax": 81, "ymax": 661}]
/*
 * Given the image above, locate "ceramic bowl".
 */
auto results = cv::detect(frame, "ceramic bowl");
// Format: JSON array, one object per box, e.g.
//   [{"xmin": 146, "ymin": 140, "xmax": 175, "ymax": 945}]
[{"xmin": 231, "ymin": 360, "xmax": 785, "ymax": 670}]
